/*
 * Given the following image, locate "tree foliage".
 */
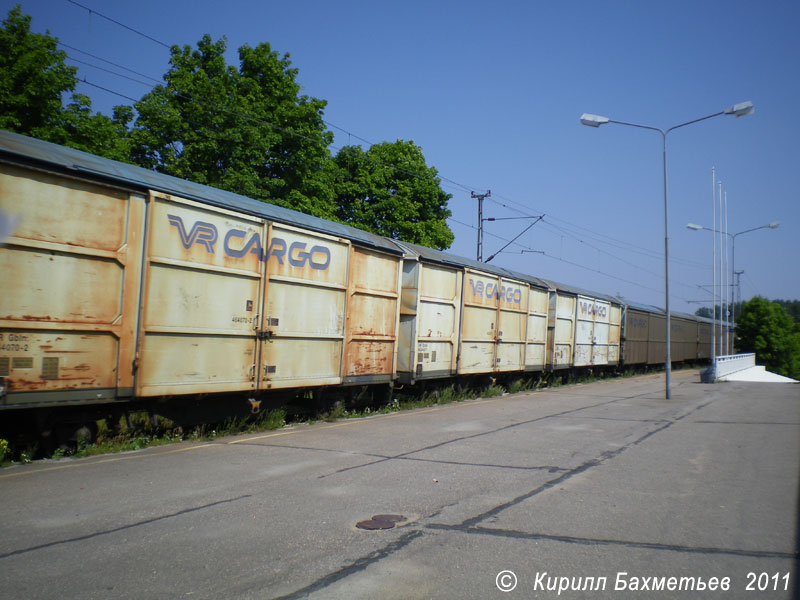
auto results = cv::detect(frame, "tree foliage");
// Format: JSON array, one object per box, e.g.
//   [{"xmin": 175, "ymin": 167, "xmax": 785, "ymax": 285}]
[
  {"xmin": 0, "ymin": 6, "xmax": 74, "ymax": 136},
  {"xmin": 333, "ymin": 141, "xmax": 453, "ymax": 249},
  {"xmin": 735, "ymin": 297, "xmax": 800, "ymax": 379},
  {"xmin": 0, "ymin": 6, "xmax": 131, "ymax": 161},
  {"xmin": 774, "ymin": 299, "xmax": 800, "ymax": 323},
  {"xmin": 129, "ymin": 35, "xmax": 336, "ymax": 219}
]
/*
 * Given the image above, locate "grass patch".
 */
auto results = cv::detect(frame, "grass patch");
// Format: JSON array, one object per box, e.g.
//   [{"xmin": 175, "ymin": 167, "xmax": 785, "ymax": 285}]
[{"xmin": 1, "ymin": 363, "xmax": 687, "ymax": 465}]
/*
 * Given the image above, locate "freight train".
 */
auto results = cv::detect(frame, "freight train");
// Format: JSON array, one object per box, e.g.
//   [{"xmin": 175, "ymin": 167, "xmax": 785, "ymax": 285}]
[{"xmin": 0, "ymin": 130, "xmax": 713, "ymax": 442}]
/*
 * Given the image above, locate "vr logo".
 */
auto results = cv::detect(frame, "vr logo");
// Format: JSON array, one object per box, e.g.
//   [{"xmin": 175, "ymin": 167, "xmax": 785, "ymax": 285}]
[
  {"xmin": 167, "ymin": 215, "xmax": 218, "ymax": 252},
  {"xmin": 166, "ymin": 214, "xmax": 331, "ymax": 272}
]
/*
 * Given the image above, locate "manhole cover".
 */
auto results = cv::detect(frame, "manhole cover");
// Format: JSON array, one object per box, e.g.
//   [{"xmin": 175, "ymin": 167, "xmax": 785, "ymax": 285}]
[
  {"xmin": 372, "ymin": 514, "xmax": 407, "ymax": 524},
  {"xmin": 356, "ymin": 514, "xmax": 407, "ymax": 530}
]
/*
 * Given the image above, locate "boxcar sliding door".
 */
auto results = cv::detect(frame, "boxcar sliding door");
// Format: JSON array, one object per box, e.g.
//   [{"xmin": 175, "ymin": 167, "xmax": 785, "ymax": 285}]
[
  {"xmin": 136, "ymin": 193, "xmax": 263, "ymax": 397},
  {"xmin": 258, "ymin": 222, "xmax": 350, "ymax": 390}
]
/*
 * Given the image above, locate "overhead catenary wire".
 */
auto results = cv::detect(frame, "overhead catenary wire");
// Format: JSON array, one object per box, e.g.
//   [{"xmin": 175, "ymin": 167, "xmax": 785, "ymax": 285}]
[
  {"xmin": 66, "ymin": 0, "xmax": 171, "ymax": 48},
  {"xmin": 447, "ymin": 217, "xmax": 695, "ymax": 300}
]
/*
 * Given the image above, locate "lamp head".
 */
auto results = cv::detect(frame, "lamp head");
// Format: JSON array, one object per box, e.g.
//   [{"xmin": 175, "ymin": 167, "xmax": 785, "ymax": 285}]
[
  {"xmin": 686, "ymin": 223, "xmax": 703, "ymax": 231},
  {"xmin": 580, "ymin": 113, "xmax": 609, "ymax": 127},
  {"xmin": 723, "ymin": 101, "xmax": 754, "ymax": 118},
  {"xmin": 768, "ymin": 221, "xmax": 780, "ymax": 229}
]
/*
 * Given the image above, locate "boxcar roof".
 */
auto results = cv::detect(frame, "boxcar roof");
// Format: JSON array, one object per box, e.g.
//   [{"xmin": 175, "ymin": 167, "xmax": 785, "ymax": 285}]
[
  {"xmin": 541, "ymin": 278, "xmax": 623, "ymax": 306},
  {"xmin": 0, "ymin": 129, "xmax": 402, "ymax": 255},
  {"xmin": 395, "ymin": 240, "xmax": 550, "ymax": 290},
  {"xmin": 621, "ymin": 299, "xmax": 666, "ymax": 315}
]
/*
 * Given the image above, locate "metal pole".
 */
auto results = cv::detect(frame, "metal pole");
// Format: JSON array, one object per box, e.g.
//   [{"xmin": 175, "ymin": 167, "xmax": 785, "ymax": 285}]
[
  {"xmin": 477, "ymin": 194, "xmax": 483, "ymax": 261},
  {"xmin": 731, "ymin": 235, "xmax": 736, "ymax": 352},
  {"xmin": 718, "ymin": 181, "xmax": 723, "ymax": 356},
  {"xmin": 662, "ymin": 132, "xmax": 671, "ymax": 399},
  {"xmin": 724, "ymin": 190, "xmax": 729, "ymax": 354},
  {"xmin": 472, "ymin": 190, "xmax": 490, "ymax": 262},
  {"xmin": 711, "ymin": 168, "xmax": 716, "ymax": 364}
]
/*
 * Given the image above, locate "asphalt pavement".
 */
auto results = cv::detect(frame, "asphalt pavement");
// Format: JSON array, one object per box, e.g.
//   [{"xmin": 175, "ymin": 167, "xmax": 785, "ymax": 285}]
[{"xmin": 0, "ymin": 369, "xmax": 797, "ymax": 599}]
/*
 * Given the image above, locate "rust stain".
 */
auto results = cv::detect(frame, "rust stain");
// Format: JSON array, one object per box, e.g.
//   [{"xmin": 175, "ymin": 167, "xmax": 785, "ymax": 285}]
[{"xmin": 22, "ymin": 315, "xmax": 52, "ymax": 321}]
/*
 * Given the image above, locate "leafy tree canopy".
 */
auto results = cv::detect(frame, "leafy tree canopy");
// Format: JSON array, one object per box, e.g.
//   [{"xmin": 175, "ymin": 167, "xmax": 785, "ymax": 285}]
[
  {"xmin": 735, "ymin": 297, "xmax": 800, "ymax": 379},
  {"xmin": 0, "ymin": 5, "xmax": 74, "ymax": 135},
  {"xmin": 0, "ymin": 5, "xmax": 131, "ymax": 161},
  {"xmin": 129, "ymin": 35, "xmax": 336, "ymax": 219},
  {"xmin": 333, "ymin": 141, "xmax": 453, "ymax": 249}
]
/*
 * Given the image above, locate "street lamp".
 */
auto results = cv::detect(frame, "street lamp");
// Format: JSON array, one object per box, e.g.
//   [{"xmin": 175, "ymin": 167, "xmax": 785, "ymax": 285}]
[
  {"xmin": 580, "ymin": 101, "xmax": 754, "ymax": 399},
  {"xmin": 687, "ymin": 220, "xmax": 779, "ymax": 353}
]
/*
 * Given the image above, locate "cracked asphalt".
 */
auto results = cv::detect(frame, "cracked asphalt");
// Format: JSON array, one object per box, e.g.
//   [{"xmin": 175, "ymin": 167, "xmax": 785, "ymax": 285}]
[{"xmin": 1, "ymin": 370, "xmax": 797, "ymax": 599}]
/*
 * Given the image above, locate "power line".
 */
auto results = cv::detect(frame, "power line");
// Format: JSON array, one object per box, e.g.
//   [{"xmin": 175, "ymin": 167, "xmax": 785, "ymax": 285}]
[
  {"xmin": 447, "ymin": 217, "xmax": 686, "ymax": 299},
  {"xmin": 66, "ymin": 0, "xmax": 171, "ymax": 48},
  {"xmin": 59, "ymin": 42, "xmax": 162, "ymax": 84},
  {"xmin": 67, "ymin": 56, "xmax": 157, "ymax": 88}
]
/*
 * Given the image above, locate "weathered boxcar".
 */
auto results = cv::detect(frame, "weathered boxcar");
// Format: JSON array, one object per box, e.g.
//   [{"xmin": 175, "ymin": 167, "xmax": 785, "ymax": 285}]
[
  {"xmin": 543, "ymin": 280, "xmax": 622, "ymax": 370},
  {"xmin": 394, "ymin": 243, "xmax": 550, "ymax": 384},
  {"xmin": 619, "ymin": 301, "xmax": 655, "ymax": 366},
  {"xmin": 0, "ymin": 130, "xmax": 403, "ymax": 412}
]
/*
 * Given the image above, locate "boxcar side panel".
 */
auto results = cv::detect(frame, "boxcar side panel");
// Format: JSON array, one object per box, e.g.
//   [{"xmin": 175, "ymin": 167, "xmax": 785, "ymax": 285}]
[
  {"xmin": 459, "ymin": 270, "xmax": 500, "ymax": 374},
  {"xmin": 343, "ymin": 246, "xmax": 401, "ymax": 383},
  {"xmin": 622, "ymin": 308, "xmax": 649, "ymax": 365},
  {"xmin": 136, "ymin": 193, "xmax": 262, "ymax": 396},
  {"xmin": 549, "ymin": 293, "xmax": 576, "ymax": 369},
  {"xmin": 0, "ymin": 164, "xmax": 145, "ymax": 406},
  {"xmin": 398, "ymin": 261, "xmax": 462, "ymax": 382},
  {"xmin": 496, "ymin": 278, "xmax": 528, "ymax": 372},
  {"xmin": 647, "ymin": 313, "xmax": 666, "ymax": 365},
  {"xmin": 608, "ymin": 304, "xmax": 622, "ymax": 365},
  {"xmin": 525, "ymin": 287, "xmax": 549, "ymax": 371},
  {"xmin": 260, "ymin": 222, "xmax": 350, "ymax": 389}
]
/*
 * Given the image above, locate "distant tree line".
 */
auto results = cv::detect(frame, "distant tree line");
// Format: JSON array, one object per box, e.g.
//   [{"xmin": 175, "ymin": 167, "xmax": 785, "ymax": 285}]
[
  {"xmin": 0, "ymin": 6, "xmax": 453, "ymax": 250},
  {"xmin": 697, "ymin": 298, "xmax": 800, "ymax": 379}
]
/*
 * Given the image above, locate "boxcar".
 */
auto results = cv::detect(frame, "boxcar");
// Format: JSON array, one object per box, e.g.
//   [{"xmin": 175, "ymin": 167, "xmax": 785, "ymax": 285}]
[
  {"xmin": 620, "ymin": 302, "xmax": 656, "ymax": 366},
  {"xmin": 543, "ymin": 280, "xmax": 622, "ymax": 370},
  {"xmin": 395, "ymin": 242, "xmax": 550, "ymax": 384},
  {"xmin": 0, "ymin": 130, "xmax": 404, "ymax": 411}
]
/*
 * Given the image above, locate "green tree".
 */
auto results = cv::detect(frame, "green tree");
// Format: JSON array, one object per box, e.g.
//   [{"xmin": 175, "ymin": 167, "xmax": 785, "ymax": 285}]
[
  {"xmin": 695, "ymin": 307, "xmax": 712, "ymax": 319},
  {"xmin": 0, "ymin": 6, "xmax": 74, "ymax": 137},
  {"xmin": 46, "ymin": 95, "xmax": 133, "ymax": 162},
  {"xmin": 735, "ymin": 297, "xmax": 800, "ymax": 379},
  {"xmin": 0, "ymin": 6, "xmax": 131, "ymax": 160},
  {"xmin": 774, "ymin": 299, "xmax": 800, "ymax": 323},
  {"xmin": 129, "ymin": 35, "xmax": 336, "ymax": 218},
  {"xmin": 333, "ymin": 141, "xmax": 453, "ymax": 249}
]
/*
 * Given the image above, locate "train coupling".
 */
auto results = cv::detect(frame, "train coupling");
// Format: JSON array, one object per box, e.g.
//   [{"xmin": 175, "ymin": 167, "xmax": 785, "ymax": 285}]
[{"xmin": 248, "ymin": 397, "xmax": 262, "ymax": 415}]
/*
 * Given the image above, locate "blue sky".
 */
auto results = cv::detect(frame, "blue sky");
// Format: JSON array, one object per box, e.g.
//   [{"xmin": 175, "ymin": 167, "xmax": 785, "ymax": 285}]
[{"xmin": 10, "ymin": 0, "xmax": 799, "ymax": 313}]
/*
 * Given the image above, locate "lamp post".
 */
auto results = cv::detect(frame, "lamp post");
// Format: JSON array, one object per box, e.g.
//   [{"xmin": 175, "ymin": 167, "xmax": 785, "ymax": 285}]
[
  {"xmin": 581, "ymin": 101, "xmax": 754, "ymax": 399},
  {"xmin": 687, "ymin": 220, "xmax": 779, "ymax": 353}
]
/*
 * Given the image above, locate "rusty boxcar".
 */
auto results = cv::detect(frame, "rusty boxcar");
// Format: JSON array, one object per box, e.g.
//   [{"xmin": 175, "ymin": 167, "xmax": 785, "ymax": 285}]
[
  {"xmin": 542, "ymin": 280, "xmax": 622, "ymax": 370},
  {"xmin": 394, "ymin": 243, "xmax": 550, "ymax": 384},
  {"xmin": 0, "ymin": 130, "xmax": 403, "ymax": 418}
]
